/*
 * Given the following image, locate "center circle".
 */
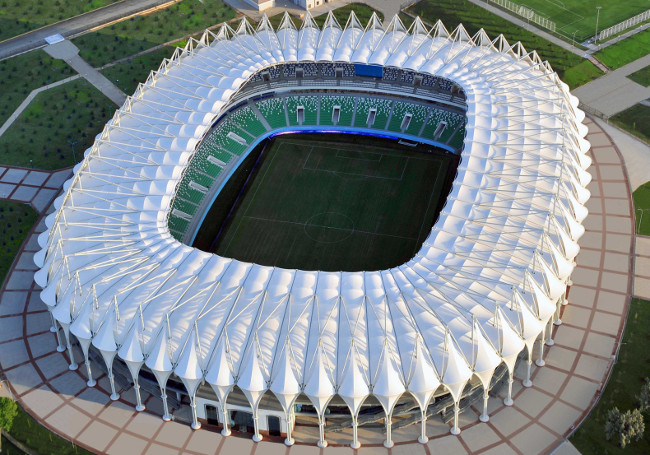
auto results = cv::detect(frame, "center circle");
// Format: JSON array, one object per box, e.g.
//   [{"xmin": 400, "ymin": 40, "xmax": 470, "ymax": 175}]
[{"xmin": 303, "ymin": 212, "xmax": 355, "ymax": 244}]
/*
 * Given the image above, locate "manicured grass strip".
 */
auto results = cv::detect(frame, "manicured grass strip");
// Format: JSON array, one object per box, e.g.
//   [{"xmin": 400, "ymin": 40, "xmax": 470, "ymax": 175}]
[
  {"xmin": 609, "ymin": 103, "xmax": 650, "ymax": 146},
  {"xmin": 101, "ymin": 46, "xmax": 175, "ymax": 96},
  {"xmin": 404, "ymin": 0, "xmax": 602, "ymax": 89},
  {"xmin": 0, "ymin": 201, "xmax": 37, "ymax": 286},
  {"xmin": 627, "ymin": 65, "xmax": 650, "ymax": 87},
  {"xmin": 7, "ymin": 404, "xmax": 94, "ymax": 455},
  {"xmin": 633, "ymin": 181, "xmax": 650, "ymax": 235},
  {"xmin": 0, "ymin": 0, "xmax": 120, "ymax": 41},
  {"xmin": 72, "ymin": 0, "xmax": 236, "ymax": 67},
  {"xmin": 595, "ymin": 28, "xmax": 650, "ymax": 70},
  {"xmin": 0, "ymin": 49, "xmax": 76, "ymax": 125},
  {"xmin": 570, "ymin": 298, "xmax": 650, "ymax": 454},
  {"xmin": 0, "ymin": 78, "xmax": 115, "ymax": 169}
]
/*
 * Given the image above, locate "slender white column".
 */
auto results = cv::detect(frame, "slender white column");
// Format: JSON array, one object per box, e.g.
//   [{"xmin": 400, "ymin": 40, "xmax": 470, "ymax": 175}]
[
  {"xmin": 545, "ymin": 318, "xmax": 555, "ymax": 346},
  {"xmin": 134, "ymin": 379, "xmax": 145, "ymax": 412},
  {"xmin": 53, "ymin": 320, "xmax": 65, "ymax": 352},
  {"xmin": 63, "ymin": 331, "xmax": 78, "ymax": 370},
  {"xmin": 523, "ymin": 350, "xmax": 533, "ymax": 387},
  {"xmin": 252, "ymin": 412, "xmax": 262, "ymax": 442},
  {"xmin": 351, "ymin": 414, "xmax": 361, "ymax": 449},
  {"xmin": 84, "ymin": 356, "xmax": 96, "ymax": 387},
  {"xmin": 536, "ymin": 328, "xmax": 547, "ymax": 367},
  {"xmin": 161, "ymin": 388, "xmax": 171, "ymax": 421},
  {"xmin": 107, "ymin": 366, "xmax": 120, "ymax": 401},
  {"xmin": 190, "ymin": 394, "xmax": 201, "ymax": 430},
  {"xmin": 450, "ymin": 401, "xmax": 461, "ymax": 435},
  {"xmin": 480, "ymin": 388, "xmax": 490, "ymax": 422},
  {"xmin": 317, "ymin": 414, "xmax": 328, "ymax": 448},
  {"xmin": 418, "ymin": 408, "xmax": 429, "ymax": 444},
  {"xmin": 221, "ymin": 403, "xmax": 231, "ymax": 436},
  {"xmin": 384, "ymin": 412, "xmax": 394, "ymax": 448},
  {"xmin": 285, "ymin": 411, "xmax": 295, "ymax": 446},
  {"xmin": 504, "ymin": 371, "xmax": 514, "ymax": 406}
]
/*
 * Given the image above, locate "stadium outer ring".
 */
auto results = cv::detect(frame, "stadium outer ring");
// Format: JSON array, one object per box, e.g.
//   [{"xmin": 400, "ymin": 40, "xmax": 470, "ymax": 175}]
[{"xmin": 32, "ymin": 12, "xmax": 592, "ymax": 448}]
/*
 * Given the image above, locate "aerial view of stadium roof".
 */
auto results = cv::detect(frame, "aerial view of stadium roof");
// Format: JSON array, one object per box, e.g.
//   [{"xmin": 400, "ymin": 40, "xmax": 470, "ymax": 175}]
[{"xmin": 32, "ymin": 10, "xmax": 591, "ymax": 449}]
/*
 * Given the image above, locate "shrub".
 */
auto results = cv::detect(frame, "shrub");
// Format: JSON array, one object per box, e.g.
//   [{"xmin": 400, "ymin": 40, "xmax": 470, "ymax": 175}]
[
  {"xmin": 638, "ymin": 377, "xmax": 650, "ymax": 413},
  {"xmin": 605, "ymin": 407, "xmax": 645, "ymax": 448}
]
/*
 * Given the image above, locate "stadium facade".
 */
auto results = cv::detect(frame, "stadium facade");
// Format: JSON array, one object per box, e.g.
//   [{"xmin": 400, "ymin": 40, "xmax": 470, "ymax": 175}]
[{"xmin": 33, "ymin": 12, "xmax": 591, "ymax": 448}]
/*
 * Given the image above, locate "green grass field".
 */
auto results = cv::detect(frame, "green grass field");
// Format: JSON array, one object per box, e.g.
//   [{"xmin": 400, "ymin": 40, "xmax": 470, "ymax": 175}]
[
  {"xmin": 595, "ymin": 28, "xmax": 650, "ymax": 70},
  {"xmin": 502, "ymin": 0, "xmax": 649, "ymax": 42},
  {"xmin": 633, "ymin": 181, "xmax": 650, "ymax": 236},
  {"xmin": 570, "ymin": 297, "xmax": 650, "ymax": 454},
  {"xmin": 403, "ymin": 0, "xmax": 604, "ymax": 89},
  {"xmin": 101, "ymin": 46, "xmax": 175, "ymax": 96},
  {"xmin": 627, "ymin": 65, "xmax": 650, "ymax": 87},
  {"xmin": 197, "ymin": 134, "xmax": 456, "ymax": 272},
  {"xmin": 0, "ymin": 0, "xmax": 120, "ymax": 41},
  {"xmin": 0, "ymin": 201, "xmax": 37, "ymax": 286},
  {"xmin": 0, "ymin": 78, "xmax": 115, "ymax": 169},
  {"xmin": 610, "ymin": 103, "xmax": 650, "ymax": 146}
]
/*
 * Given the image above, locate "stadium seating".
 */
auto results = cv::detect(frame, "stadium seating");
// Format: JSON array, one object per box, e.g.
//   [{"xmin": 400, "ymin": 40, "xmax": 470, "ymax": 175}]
[
  {"xmin": 283, "ymin": 64, "xmax": 297, "ymax": 78},
  {"xmin": 302, "ymin": 63, "xmax": 319, "ymax": 77},
  {"xmin": 354, "ymin": 97, "xmax": 392, "ymax": 129},
  {"xmin": 256, "ymin": 98, "xmax": 288, "ymax": 129},
  {"xmin": 388, "ymin": 101, "xmax": 428, "ymax": 135},
  {"xmin": 319, "ymin": 95, "xmax": 355, "ymax": 126},
  {"xmin": 321, "ymin": 63, "xmax": 335, "ymax": 77},
  {"xmin": 285, "ymin": 95, "xmax": 319, "ymax": 126},
  {"xmin": 383, "ymin": 67, "xmax": 399, "ymax": 81},
  {"xmin": 229, "ymin": 106, "xmax": 267, "ymax": 137}
]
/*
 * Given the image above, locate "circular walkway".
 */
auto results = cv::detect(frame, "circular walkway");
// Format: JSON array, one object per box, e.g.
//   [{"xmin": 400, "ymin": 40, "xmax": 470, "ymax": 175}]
[{"xmin": 0, "ymin": 117, "xmax": 635, "ymax": 455}]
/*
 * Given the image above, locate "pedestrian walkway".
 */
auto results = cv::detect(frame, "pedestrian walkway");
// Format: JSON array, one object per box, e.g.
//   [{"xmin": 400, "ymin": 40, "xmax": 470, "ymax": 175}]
[
  {"xmin": 573, "ymin": 54, "xmax": 650, "ymax": 117},
  {"xmin": 44, "ymin": 39, "xmax": 126, "ymax": 106},
  {"xmin": 0, "ymin": 117, "xmax": 635, "ymax": 455},
  {"xmin": 633, "ymin": 236, "xmax": 650, "ymax": 300},
  {"xmin": 0, "ymin": 166, "xmax": 72, "ymax": 213}
]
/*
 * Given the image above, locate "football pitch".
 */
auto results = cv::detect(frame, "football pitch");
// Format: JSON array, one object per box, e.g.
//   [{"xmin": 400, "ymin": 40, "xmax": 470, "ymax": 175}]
[
  {"xmin": 503, "ymin": 0, "xmax": 649, "ymax": 42},
  {"xmin": 195, "ymin": 134, "xmax": 457, "ymax": 272}
]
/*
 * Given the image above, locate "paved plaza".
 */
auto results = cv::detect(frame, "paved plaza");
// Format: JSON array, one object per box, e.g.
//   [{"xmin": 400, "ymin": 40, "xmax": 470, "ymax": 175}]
[
  {"xmin": 0, "ymin": 166, "xmax": 72, "ymax": 213},
  {"xmin": 0, "ymin": 117, "xmax": 638, "ymax": 454}
]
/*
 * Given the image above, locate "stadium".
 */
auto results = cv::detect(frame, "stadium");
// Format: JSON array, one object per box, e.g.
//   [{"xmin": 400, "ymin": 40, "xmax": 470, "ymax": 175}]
[{"xmin": 33, "ymin": 11, "xmax": 591, "ymax": 449}]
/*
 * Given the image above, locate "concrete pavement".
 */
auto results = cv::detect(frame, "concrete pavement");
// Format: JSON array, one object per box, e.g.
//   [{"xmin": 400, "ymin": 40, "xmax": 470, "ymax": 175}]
[
  {"xmin": 0, "ymin": 166, "xmax": 72, "ymax": 213},
  {"xmin": 0, "ymin": 0, "xmax": 179, "ymax": 61},
  {"xmin": 573, "ymin": 54, "xmax": 650, "ymax": 117}
]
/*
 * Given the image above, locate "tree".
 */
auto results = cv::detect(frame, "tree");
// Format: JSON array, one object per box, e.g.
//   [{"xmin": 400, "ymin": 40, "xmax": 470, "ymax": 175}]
[
  {"xmin": 637, "ymin": 377, "xmax": 650, "ymax": 413},
  {"xmin": 0, "ymin": 397, "xmax": 18, "ymax": 453},
  {"xmin": 605, "ymin": 406, "xmax": 645, "ymax": 448}
]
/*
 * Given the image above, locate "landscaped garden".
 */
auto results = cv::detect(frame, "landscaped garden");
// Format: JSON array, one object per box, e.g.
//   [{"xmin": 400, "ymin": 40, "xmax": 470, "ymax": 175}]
[
  {"xmin": 610, "ymin": 103, "xmax": 650, "ymax": 146},
  {"xmin": 0, "ymin": 201, "xmax": 37, "ymax": 285},
  {"xmin": 627, "ymin": 65, "xmax": 650, "ymax": 87},
  {"xmin": 595, "ymin": 28, "xmax": 650, "ymax": 70}
]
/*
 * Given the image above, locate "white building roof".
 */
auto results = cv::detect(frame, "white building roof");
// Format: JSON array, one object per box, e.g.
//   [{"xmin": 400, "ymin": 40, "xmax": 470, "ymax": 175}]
[{"xmin": 34, "ymin": 12, "xmax": 591, "ymax": 417}]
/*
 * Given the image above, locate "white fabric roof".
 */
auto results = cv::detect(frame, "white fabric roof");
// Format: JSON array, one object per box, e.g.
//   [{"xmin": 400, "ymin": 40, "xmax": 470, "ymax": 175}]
[{"xmin": 35, "ymin": 13, "xmax": 591, "ymax": 413}]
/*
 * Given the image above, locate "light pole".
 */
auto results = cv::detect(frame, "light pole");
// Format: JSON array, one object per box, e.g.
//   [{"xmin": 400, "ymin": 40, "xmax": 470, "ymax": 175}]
[
  {"xmin": 572, "ymin": 30, "xmax": 577, "ymax": 47},
  {"xmin": 595, "ymin": 6, "xmax": 602, "ymax": 44}
]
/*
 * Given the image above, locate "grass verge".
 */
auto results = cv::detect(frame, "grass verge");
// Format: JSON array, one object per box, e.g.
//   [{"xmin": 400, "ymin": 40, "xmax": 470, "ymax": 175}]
[
  {"xmin": 595, "ymin": 28, "xmax": 650, "ymax": 70},
  {"xmin": 269, "ymin": 2, "xmax": 383, "ymax": 29},
  {"xmin": 570, "ymin": 298, "xmax": 650, "ymax": 454},
  {"xmin": 101, "ymin": 46, "xmax": 175, "ymax": 96},
  {"xmin": 0, "ymin": 50, "xmax": 76, "ymax": 126},
  {"xmin": 627, "ymin": 65, "xmax": 650, "ymax": 87},
  {"xmin": 0, "ymin": 201, "xmax": 37, "ymax": 286},
  {"xmin": 404, "ymin": 0, "xmax": 603, "ymax": 89},
  {"xmin": 609, "ymin": 103, "xmax": 650, "ymax": 146},
  {"xmin": 0, "ymin": 78, "xmax": 115, "ymax": 169},
  {"xmin": 71, "ymin": 0, "xmax": 236, "ymax": 67},
  {"xmin": 633, "ymin": 181, "xmax": 650, "ymax": 235},
  {"xmin": 0, "ymin": 0, "xmax": 120, "ymax": 41}
]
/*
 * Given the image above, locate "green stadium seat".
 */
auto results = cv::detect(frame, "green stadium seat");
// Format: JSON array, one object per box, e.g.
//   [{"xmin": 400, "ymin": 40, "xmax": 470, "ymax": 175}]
[
  {"xmin": 256, "ymin": 98, "xmax": 287, "ymax": 129},
  {"xmin": 354, "ymin": 98, "xmax": 392, "ymax": 130}
]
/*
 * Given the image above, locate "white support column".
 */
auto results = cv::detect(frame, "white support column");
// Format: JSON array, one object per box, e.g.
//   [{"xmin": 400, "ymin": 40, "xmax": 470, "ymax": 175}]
[
  {"xmin": 317, "ymin": 414, "xmax": 328, "ymax": 448},
  {"xmin": 285, "ymin": 411, "xmax": 295, "ymax": 446},
  {"xmin": 450, "ymin": 401, "xmax": 461, "ymax": 435},
  {"xmin": 49, "ymin": 311, "xmax": 57, "ymax": 333},
  {"xmin": 84, "ymin": 354, "xmax": 96, "ymax": 387},
  {"xmin": 504, "ymin": 371, "xmax": 514, "ymax": 406},
  {"xmin": 53, "ymin": 320, "xmax": 65, "ymax": 352},
  {"xmin": 523, "ymin": 350, "xmax": 533, "ymax": 388},
  {"xmin": 384, "ymin": 412, "xmax": 394, "ymax": 448},
  {"xmin": 536, "ymin": 328, "xmax": 546, "ymax": 367},
  {"xmin": 480, "ymin": 387, "xmax": 490, "ymax": 422},
  {"xmin": 107, "ymin": 366, "xmax": 120, "ymax": 401},
  {"xmin": 545, "ymin": 318, "xmax": 555, "ymax": 346},
  {"xmin": 190, "ymin": 393, "xmax": 201, "ymax": 430},
  {"xmin": 221, "ymin": 403, "xmax": 231, "ymax": 436},
  {"xmin": 351, "ymin": 414, "xmax": 361, "ymax": 449},
  {"xmin": 161, "ymin": 387, "xmax": 171, "ymax": 421},
  {"xmin": 418, "ymin": 408, "xmax": 429, "ymax": 444},
  {"xmin": 133, "ymin": 378, "xmax": 145, "ymax": 412},
  {"xmin": 554, "ymin": 300, "xmax": 562, "ymax": 325},
  {"xmin": 63, "ymin": 331, "xmax": 78, "ymax": 371},
  {"xmin": 252, "ymin": 412, "xmax": 262, "ymax": 443}
]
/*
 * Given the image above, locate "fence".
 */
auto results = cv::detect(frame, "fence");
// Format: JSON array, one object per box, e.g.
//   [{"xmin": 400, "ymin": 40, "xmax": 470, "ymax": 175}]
[
  {"xmin": 487, "ymin": 0, "xmax": 557, "ymax": 32},
  {"xmin": 597, "ymin": 9, "xmax": 650, "ymax": 41}
]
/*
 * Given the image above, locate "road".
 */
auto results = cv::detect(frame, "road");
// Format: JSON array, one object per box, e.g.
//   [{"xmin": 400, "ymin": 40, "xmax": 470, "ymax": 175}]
[{"xmin": 0, "ymin": 0, "xmax": 178, "ymax": 61}]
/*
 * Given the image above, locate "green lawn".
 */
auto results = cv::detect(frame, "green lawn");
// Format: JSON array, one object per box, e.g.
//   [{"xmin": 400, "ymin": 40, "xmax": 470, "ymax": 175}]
[
  {"xmin": 0, "ymin": 50, "xmax": 76, "ymax": 126},
  {"xmin": 404, "ymin": 0, "xmax": 603, "ymax": 89},
  {"xmin": 633, "ymin": 181, "xmax": 650, "ymax": 236},
  {"xmin": 609, "ymin": 103, "xmax": 650, "ymax": 146},
  {"xmin": 501, "ymin": 0, "xmax": 649, "ymax": 42},
  {"xmin": 268, "ymin": 2, "xmax": 383, "ymax": 29},
  {"xmin": 595, "ymin": 28, "xmax": 650, "ymax": 69},
  {"xmin": 72, "ymin": 0, "xmax": 236, "ymax": 67},
  {"xmin": 101, "ymin": 46, "xmax": 175, "ymax": 96},
  {"xmin": 570, "ymin": 298, "xmax": 650, "ymax": 454},
  {"xmin": 0, "ymin": 201, "xmax": 37, "ymax": 286},
  {"xmin": 197, "ymin": 134, "xmax": 457, "ymax": 271},
  {"xmin": 6, "ymin": 404, "xmax": 93, "ymax": 455},
  {"xmin": 627, "ymin": 65, "xmax": 650, "ymax": 87},
  {"xmin": 0, "ymin": 79, "xmax": 115, "ymax": 169},
  {"xmin": 0, "ymin": 0, "xmax": 120, "ymax": 41}
]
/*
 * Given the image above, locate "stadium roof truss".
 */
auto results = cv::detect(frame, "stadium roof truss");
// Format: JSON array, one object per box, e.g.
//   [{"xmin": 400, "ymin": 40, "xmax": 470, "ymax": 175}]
[{"xmin": 34, "ymin": 11, "xmax": 592, "ymax": 448}]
